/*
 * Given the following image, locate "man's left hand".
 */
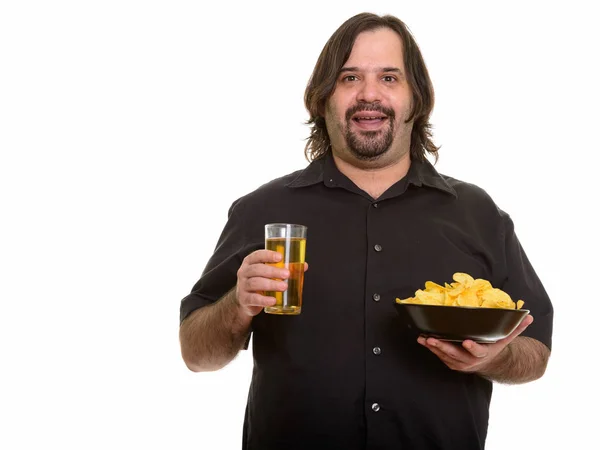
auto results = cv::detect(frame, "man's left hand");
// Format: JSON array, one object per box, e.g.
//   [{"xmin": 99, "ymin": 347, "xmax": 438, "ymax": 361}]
[{"xmin": 417, "ymin": 314, "xmax": 534, "ymax": 373}]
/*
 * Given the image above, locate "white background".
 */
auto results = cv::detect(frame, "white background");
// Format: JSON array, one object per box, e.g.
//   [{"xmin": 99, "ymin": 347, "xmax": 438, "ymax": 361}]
[{"xmin": 1, "ymin": 1, "xmax": 598, "ymax": 448}]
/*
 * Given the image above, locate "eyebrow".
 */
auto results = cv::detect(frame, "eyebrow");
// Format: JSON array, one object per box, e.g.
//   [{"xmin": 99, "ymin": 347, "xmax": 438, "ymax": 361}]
[{"xmin": 339, "ymin": 66, "xmax": 404, "ymax": 76}]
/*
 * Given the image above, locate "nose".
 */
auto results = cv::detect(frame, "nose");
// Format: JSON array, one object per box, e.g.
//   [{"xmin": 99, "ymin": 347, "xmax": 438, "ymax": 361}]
[{"xmin": 357, "ymin": 76, "xmax": 382, "ymax": 104}]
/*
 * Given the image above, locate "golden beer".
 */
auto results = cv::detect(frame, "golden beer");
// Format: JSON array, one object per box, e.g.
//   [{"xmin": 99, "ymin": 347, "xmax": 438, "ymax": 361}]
[{"xmin": 264, "ymin": 225, "xmax": 307, "ymax": 315}]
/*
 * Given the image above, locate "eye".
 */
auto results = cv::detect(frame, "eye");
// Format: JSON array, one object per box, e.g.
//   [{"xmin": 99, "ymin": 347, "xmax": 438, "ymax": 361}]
[
  {"xmin": 342, "ymin": 75, "xmax": 358, "ymax": 82},
  {"xmin": 382, "ymin": 75, "xmax": 397, "ymax": 83}
]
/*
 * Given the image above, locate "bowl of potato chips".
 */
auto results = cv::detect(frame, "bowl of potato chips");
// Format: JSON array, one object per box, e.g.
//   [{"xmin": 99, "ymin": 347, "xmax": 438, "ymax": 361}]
[{"xmin": 394, "ymin": 273, "xmax": 530, "ymax": 343}]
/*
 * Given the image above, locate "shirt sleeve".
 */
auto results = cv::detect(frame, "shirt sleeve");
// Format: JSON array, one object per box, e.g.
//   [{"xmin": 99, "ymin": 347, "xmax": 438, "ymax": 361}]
[
  {"xmin": 179, "ymin": 198, "xmax": 263, "ymax": 326},
  {"xmin": 500, "ymin": 211, "xmax": 554, "ymax": 350}
]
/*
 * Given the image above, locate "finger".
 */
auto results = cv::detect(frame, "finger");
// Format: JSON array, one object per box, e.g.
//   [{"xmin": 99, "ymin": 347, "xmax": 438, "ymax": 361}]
[
  {"xmin": 422, "ymin": 338, "xmax": 471, "ymax": 364},
  {"xmin": 243, "ymin": 263, "xmax": 290, "ymax": 280},
  {"xmin": 244, "ymin": 249, "xmax": 283, "ymax": 265},
  {"xmin": 240, "ymin": 292, "xmax": 277, "ymax": 308},
  {"xmin": 421, "ymin": 341, "xmax": 460, "ymax": 367},
  {"xmin": 499, "ymin": 314, "xmax": 534, "ymax": 345},
  {"xmin": 243, "ymin": 277, "xmax": 288, "ymax": 293},
  {"xmin": 462, "ymin": 340, "xmax": 488, "ymax": 358},
  {"xmin": 430, "ymin": 340, "xmax": 468, "ymax": 362},
  {"xmin": 511, "ymin": 314, "xmax": 533, "ymax": 337},
  {"xmin": 304, "ymin": 262, "xmax": 309, "ymax": 272},
  {"xmin": 516, "ymin": 314, "xmax": 534, "ymax": 333}
]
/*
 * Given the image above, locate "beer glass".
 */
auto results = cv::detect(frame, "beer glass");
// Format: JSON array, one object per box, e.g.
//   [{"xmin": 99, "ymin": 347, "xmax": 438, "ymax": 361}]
[{"xmin": 264, "ymin": 223, "xmax": 307, "ymax": 315}]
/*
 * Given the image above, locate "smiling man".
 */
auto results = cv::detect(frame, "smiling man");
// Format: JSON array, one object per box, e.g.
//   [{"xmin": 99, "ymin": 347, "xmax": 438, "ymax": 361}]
[
  {"xmin": 179, "ymin": 13, "xmax": 553, "ymax": 450},
  {"xmin": 323, "ymin": 27, "xmax": 414, "ymax": 200},
  {"xmin": 326, "ymin": 29, "xmax": 411, "ymax": 158}
]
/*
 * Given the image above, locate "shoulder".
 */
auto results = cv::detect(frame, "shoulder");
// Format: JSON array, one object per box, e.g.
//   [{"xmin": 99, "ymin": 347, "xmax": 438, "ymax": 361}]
[
  {"xmin": 440, "ymin": 173, "xmax": 508, "ymax": 220},
  {"xmin": 443, "ymin": 174, "xmax": 495, "ymax": 204},
  {"xmin": 227, "ymin": 168, "xmax": 307, "ymax": 214}
]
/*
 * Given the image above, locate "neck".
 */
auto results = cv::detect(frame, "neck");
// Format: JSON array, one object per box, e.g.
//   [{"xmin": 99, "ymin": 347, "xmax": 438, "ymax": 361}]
[{"xmin": 332, "ymin": 151, "xmax": 411, "ymax": 200}]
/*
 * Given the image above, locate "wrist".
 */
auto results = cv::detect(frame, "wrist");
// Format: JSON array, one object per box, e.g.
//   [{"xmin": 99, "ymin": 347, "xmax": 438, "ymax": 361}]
[
  {"xmin": 224, "ymin": 288, "xmax": 252, "ymax": 332},
  {"xmin": 477, "ymin": 344, "xmax": 512, "ymax": 380}
]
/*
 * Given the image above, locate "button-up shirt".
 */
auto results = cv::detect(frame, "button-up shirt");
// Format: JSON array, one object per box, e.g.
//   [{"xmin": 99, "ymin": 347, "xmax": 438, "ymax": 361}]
[{"xmin": 180, "ymin": 152, "xmax": 553, "ymax": 450}]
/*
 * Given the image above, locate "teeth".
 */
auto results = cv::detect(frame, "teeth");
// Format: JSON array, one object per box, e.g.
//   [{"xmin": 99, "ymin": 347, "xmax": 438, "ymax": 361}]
[{"xmin": 356, "ymin": 117, "xmax": 383, "ymax": 120}]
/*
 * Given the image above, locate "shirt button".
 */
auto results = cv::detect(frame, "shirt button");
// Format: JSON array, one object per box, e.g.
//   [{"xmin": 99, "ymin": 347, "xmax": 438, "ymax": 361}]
[
  {"xmin": 373, "ymin": 293, "xmax": 381, "ymax": 302},
  {"xmin": 372, "ymin": 403, "xmax": 380, "ymax": 412},
  {"xmin": 373, "ymin": 203, "xmax": 378, "ymax": 208},
  {"xmin": 373, "ymin": 347, "xmax": 381, "ymax": 355},
  {"xmin": 374, "ymin": 244, "xmax": 382, "ymax": 252}
]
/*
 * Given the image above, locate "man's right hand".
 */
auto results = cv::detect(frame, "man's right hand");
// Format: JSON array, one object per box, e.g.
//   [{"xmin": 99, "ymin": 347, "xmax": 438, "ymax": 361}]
[{"xmin": 235, "ymin": 250, "xmax": 291, "ymax": 317}]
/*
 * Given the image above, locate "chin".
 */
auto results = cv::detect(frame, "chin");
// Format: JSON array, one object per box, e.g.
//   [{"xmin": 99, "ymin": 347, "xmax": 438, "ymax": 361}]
[{"xmin": 349, "ymin": 147, "xmax": 389, "ymax": 161}]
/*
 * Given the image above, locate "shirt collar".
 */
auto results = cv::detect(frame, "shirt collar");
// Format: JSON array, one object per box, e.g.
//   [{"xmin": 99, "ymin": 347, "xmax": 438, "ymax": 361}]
[
  {"xmin": 285, "ymin": 156, "xmax": 327, "ymax": 188},
  {"xmin": 286, "ymin": 151, "xmax": 457, "ymax": 198},
  {"xmin": 407, "ymin": 157, "xmax": 457, "ymax": 197}
]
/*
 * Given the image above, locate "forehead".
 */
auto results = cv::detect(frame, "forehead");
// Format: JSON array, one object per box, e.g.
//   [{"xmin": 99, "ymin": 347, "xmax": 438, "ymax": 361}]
[{"xmin": 345, "ymin": 28, "xmax": 405, "ymax": 69}]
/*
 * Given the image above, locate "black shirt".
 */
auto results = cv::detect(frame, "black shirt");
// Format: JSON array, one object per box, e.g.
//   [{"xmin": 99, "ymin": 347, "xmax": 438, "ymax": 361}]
[{"xmin": 180, "ymin": 153, "xmax": 553, "ymax": 450}]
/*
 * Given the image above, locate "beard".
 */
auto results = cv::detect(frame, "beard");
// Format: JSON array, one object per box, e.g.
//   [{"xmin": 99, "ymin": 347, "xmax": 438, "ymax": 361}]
[{"xmin": 344, "ymin": 103, "xmax": 396, "ymax": 160}]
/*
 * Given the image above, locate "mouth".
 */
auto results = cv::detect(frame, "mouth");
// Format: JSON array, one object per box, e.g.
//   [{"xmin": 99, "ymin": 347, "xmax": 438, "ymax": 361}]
[{"xmin": 350, "ymin": 111, "xmax": 389, "ymax": 131}]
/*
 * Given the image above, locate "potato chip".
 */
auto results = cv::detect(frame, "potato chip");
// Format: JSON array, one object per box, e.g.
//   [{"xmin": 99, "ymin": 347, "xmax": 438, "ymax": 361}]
[
  {"xmin": 472, "ymin": 278, "xmax": 492, "ymax": 293},
  {"xmin": 424, "ymin": 281, "xmax": 445, "ymax": 293},
  {"xmin": 457, "ymin": 289, "xmax": 480, "ymax": 307},
  {"xmin": 396, "ymin": 273, "xmax": 525, "ymax": 310},
  {"xmin": 453, "ymin": 272, "xmax": 474, "ymax": 287},
  {"xmin": 480, "ymin": 288, "xmax": 514, "ymax": 309},
  {"xmin": 415, "ymin": 289, "xmax": 445, "ymax": 305}
]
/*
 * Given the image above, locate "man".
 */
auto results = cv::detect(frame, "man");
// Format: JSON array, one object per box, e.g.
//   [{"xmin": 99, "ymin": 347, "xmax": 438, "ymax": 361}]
[{"xmin": 179, "ymin": 12, "xmax": 553, "ymax": 450}]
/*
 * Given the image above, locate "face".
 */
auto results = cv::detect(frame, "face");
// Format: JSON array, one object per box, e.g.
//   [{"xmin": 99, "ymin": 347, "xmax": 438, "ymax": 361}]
[{"xmin": 324, "ymin": 28, "xmax": 414, "ymax": 163}]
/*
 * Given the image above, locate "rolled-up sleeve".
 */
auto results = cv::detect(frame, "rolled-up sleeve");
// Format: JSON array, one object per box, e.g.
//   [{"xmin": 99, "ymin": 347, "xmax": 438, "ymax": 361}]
[{"xmin": 500, "ymin": 211, "xmax": 554, "ymax": 350}]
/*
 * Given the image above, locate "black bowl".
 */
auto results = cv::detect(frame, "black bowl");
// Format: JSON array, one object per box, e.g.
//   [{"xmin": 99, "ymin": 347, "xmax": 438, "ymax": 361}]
[{"xmin": 394, "ymin": 303, "xmax": 530, "ymax": 344}]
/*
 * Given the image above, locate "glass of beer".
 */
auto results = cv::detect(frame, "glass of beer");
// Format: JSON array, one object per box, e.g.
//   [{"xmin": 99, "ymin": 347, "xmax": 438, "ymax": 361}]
[{"xmin": 264, "ymin": 223, "xmax": 307, "ymax": 315}]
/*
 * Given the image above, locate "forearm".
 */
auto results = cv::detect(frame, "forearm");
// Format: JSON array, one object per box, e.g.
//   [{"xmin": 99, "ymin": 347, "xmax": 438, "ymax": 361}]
[
  {"xmin": 179, "ymin": 287, "xmax": 252, "ymax": 372},
  {"xmin": 477, "ymin": 336, "xmax": 550, "ymax": 384}
]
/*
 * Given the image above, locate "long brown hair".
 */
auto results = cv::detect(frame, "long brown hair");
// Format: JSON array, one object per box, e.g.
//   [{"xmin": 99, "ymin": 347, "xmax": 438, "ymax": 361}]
[{"xmin": 304, "ymin": 13, "xmax": 439, "ymax": 163}]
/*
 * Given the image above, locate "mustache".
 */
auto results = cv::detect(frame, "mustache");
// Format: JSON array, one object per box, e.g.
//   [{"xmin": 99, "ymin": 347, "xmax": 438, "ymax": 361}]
[{"xmin": 345, "ymin": 103, "xmax": 395, "ymax": 121}]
